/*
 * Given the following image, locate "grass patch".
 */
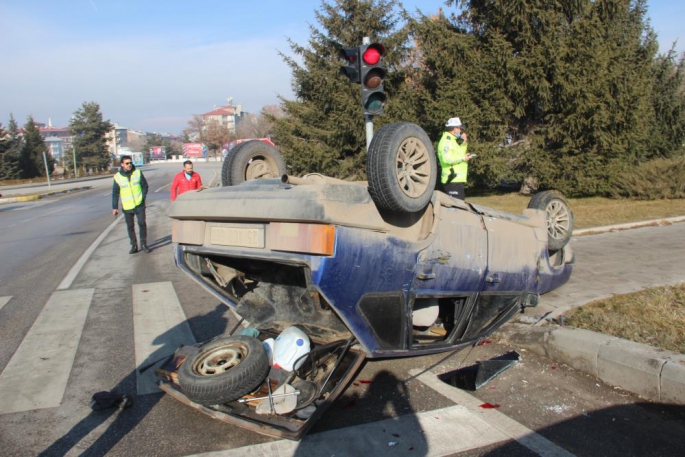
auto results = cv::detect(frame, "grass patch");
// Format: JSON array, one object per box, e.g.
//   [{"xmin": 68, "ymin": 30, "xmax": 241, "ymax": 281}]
[
  {"xmin": 467, "ymin": 194, "xmax": 685, "ymax": 229},
  {"xmin": 563, "ymin": 285, "xmax": 685, "ymax": 354}
]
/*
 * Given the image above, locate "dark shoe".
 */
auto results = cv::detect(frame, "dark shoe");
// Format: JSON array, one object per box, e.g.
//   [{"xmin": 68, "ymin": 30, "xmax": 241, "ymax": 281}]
[
  {"xmin": 129, "ymin": 246, "xmax": 138, "ymax": 254},
  {"xmin": 90, "ymin": 391, "xmax": 132, "ymax": 411},
  {"xmin": 141, "ymin": 244, "xmax": 151, "ymax": 253}
]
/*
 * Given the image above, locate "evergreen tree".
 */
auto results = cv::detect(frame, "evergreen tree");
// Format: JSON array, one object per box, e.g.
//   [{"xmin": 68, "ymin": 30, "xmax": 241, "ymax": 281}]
[
  {"xmin": 268, "ymin": 0, "xmax": 410, "ymax": 179},
  {"xmin": 0, "ymin": 115, "xmax": 22, "ymax": 181},
  {"xmin": 19, "ymin": 116, "xmax": 52, "ymax": 179},
  {"xmin": 69, "ymin": 102, "xmax": 113, "ymax": 172},
  {"xmin": 411, "ymin": 0, "xmax": 667, "ymax": 195},
  {"xmin": 650, "ymin": 46, "xmax": 685, "ymax": 159}
]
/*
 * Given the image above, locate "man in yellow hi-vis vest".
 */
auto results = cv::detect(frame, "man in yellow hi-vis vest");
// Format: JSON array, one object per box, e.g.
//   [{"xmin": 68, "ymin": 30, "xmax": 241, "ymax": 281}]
[
  {"xmin": 111, "ymin": 155, "xmax": 150, "ymax": 254},
  {"xmin": 436, "ymin": 117, "xmax": 474, "ymax": 200}
]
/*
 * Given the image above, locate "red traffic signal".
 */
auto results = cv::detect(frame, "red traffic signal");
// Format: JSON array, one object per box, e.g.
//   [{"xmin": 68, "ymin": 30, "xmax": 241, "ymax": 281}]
[
  {"xmin": 361, "ymin": 43, "xmax": 385, "ymax": 65},
  {"xmin": 360, "ymin": 43, "xmax": 386, "ymax": 116}
]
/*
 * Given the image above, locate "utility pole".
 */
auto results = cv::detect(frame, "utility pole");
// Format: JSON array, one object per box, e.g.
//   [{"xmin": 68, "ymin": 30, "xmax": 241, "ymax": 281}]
[
  {"xmin": 72, "ymin": 144, "xmax": 78, "ymax": 178},
  {"xmin": 42, "ymin": 150, "xmax": 52, "ymax": 190}
]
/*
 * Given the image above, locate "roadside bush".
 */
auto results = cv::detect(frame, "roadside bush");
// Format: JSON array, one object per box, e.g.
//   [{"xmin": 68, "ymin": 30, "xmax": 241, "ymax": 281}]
[{"xmin": 609, "ymin": 157, "xmax": 685, "ymax": 200}]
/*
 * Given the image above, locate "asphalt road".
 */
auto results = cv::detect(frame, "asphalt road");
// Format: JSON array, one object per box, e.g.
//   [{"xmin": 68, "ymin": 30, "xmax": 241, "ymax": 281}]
[{"xmin": 0, "ymin": 163, "xmax": 683, "ymax": 456}]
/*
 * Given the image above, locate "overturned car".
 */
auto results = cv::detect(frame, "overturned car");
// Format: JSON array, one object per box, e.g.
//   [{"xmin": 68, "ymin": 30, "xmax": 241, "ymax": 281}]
[{"xmin": 159, "ymin": 122, "xmax": 574, "ymax": 439}]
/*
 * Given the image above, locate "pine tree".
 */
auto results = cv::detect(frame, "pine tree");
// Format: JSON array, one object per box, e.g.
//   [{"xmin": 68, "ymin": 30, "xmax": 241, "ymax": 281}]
[
  {"xmin": 413, "ymin": 0, "xmax": 665, "ymax": 195},
  {"xmin": 69, "ymin": 102, "xmax": 114, "ymax": 172},
  {"xmin": 650, "ymin": 47, "xmax": 685, "ymax": 159},
  {"xmin": 0, "ymin": 115, "xmax": 22, "ymax": 181},
  {"xmin": 19, "ymin": 117, "xmax": 52, "ymax": 179},
  {"xmin": 268, "ymin": 0, "xmax": 410, "ymax": 179}
]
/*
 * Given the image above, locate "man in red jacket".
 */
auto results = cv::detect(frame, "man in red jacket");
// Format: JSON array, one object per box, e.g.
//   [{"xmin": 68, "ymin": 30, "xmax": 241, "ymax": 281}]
[{"xmin": 170, "ymin": 160, "xmax": 203, "ymax": 201}]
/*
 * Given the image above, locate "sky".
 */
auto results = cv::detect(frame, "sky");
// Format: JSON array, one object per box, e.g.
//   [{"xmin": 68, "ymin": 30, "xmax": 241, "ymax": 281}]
[{"xmin": 1, "ymin": 1, "xmax": 683, "ymax": 135}]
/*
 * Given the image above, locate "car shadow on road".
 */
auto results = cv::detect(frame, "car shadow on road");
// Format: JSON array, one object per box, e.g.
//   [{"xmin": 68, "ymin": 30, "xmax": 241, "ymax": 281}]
[
  {"xmin": 37, "ymin": 304, "xmax": 229, "ymax": 457},
  {"xmin": 298, "ymin": 369, "xmax": 428, "ymax": 455},
  {"xmin": 482, "ymin": 402, "xmax": 685, "ymax": 456}
]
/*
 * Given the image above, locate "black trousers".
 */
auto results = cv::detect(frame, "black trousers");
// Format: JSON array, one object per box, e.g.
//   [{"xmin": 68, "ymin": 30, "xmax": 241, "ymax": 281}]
[
  {"xmin": 443, "ymin": 182, "xmax": 465, "ymax": 200},
  {"xmin": 123, "ymin": 206, "xmax": 147, "ymax": 247}
]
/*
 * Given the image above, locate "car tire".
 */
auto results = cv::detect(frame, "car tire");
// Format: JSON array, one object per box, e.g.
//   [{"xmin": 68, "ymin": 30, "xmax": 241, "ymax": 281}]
[
  {"xmin": 177, "ymin": 336, "xmax": 269, "ymax": 405},
  {"xmin": 367, "ymin": 122, "xmax": 437, "ymax": 213},
  {"xmin": 527, "ymin": 190, "xmax": 574, "ymax": 252},
  {"xmin": 221, "ymin": 141, "xmax": 286, "ymax": 186}
]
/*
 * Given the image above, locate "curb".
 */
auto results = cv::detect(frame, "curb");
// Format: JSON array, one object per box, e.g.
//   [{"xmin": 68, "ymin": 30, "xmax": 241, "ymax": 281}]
[
  {"xmin": 496, "ymin": 323, "xmax": 685, "ymax": 405},
  {"xmin": 573, "ymin": 215, "xmax": 685, "ymax": 236},
  {"xmin": 0, "ymin": 186, "xmax": 92, "ymax": 204}
]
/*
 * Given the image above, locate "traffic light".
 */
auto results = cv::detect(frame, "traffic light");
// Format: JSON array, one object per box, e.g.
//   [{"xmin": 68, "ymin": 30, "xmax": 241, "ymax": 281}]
[
  {"xmin": 360, "ymin": 43, "xmax": 386, "ymax": 115},
  {"xmin": 339, "ymin": 47, "xmax": 360, "ymax": 83}
]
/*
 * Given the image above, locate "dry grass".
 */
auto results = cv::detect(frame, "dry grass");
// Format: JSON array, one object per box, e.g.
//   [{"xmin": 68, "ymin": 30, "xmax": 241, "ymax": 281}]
[
  {"xmin": 563, "ymin": 285, "xmax": 685, "ymax": 354},
  {"xmin": 468, "ymin": 193, "xmax": 685, "ymax": 229}
]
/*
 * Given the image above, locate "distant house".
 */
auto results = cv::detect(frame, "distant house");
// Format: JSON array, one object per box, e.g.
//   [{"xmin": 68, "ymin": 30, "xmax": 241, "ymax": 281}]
[
  {"xmin": 39, "ymin": 126, "xmax": 73, "ymax": 152},
  {"xmin": 202, "ymin": 103, "xmax": 244, "ymax": 134},
  {"xmin": 44, "ymin": 136, "xmax": 65, "ymax": 161}
]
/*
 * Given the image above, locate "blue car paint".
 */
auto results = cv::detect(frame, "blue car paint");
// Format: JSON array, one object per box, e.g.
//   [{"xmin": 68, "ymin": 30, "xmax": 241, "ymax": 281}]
[{"xmin": 311, "ymin": 226, "xmax": 420, "ymax": 354}]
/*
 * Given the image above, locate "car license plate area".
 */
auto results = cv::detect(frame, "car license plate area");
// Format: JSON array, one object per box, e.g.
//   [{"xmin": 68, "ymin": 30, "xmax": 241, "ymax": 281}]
[{"xmin": 209, "ymin": 224, "xmax": 265, "ymax": 248}]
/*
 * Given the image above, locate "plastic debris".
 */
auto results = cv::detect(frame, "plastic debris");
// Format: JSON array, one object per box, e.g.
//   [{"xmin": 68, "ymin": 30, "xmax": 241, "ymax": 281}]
[
  {"xmin": 479, "ymin": 403, "xmax": 500, "ymax": 409},
  {"xmin": 237, "ymin": 327, "xmax": 260, "ymax": 337},
  {"xmin": 440, "ymin": 351, "xmax": 520, "ymax": 390},
  {"xmin": 273, "ymin": 326, "xmax": 310, "ymax": 371},
  {"xmin": 388, "ymin": 442, "xmax": 398, "ymax": 447}
]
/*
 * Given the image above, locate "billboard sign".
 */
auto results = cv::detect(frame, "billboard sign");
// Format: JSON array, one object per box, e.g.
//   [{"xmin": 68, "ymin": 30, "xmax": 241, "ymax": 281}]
[
  {"xmin": 149, "ymin": 146, "xmax": 166, "ymax": 159},
  {"xmin": 182, "ymin": 143, "xmax": 207, "ymax": 158}
]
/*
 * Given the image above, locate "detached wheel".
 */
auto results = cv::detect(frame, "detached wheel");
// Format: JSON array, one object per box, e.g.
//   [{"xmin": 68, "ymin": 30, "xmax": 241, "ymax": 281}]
[
  {"xmin": 177, "ymin": 336, "xmax": 269, "ymax": 405},
  {"xmin": 367, "ymin": 122, "xmax": 437, "ymax": 213},
  {"xmin": 222, "ymin": 141, "xmax": 286, "ymax": 186},
  {"xmin": 528, "ymin": 190, "xmax": 574, "ymax": 252}
]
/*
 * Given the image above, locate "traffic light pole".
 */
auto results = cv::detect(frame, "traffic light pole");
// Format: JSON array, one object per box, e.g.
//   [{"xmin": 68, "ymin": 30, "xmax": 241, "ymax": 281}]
[
  {"xmin": 362, "ymin": 37, "xmax": 374, "ymax": 150},
  {"xmin": 365, "ymin": 115, "xmax": 374, "ymax": 150}
]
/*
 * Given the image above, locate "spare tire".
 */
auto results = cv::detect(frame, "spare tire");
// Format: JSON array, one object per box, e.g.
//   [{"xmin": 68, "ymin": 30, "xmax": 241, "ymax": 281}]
[
  {"xmin": 527, "ymin": 190, "xmax": 574, "ymax": 252},
  {"xmin": 177, "ymin": 336, "xmax": 269, "ymax": 405},
  {"xmin": 367, "ymin": 122, "xmax": 437, "ymax": 213},
  {"xmin": 221, "ymin": 140, "xmax": 286, "ymax": 186}
]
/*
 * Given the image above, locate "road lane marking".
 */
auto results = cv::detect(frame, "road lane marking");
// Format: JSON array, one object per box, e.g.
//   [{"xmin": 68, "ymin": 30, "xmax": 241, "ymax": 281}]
[
  {"xmin": 410, "ymin": 369, "xmax": 574, "ymax": 457},
  {"xmin": 0, "ymin": 289, "xmax": 93, "ymax": 415},
  {"xmin": 154, "ymin": 183, "xmax": 171, "ymax": 193},
  {"xmin": 0, "ymin": 296, "xmax": 11, "ymax": 311},
  {"xmin": 133, "ymin": 282, "xmax": 196, "ymax": 395},
  {"xmin": 57, "ymin": 215, "xmax": 122, "ymax": 290}
]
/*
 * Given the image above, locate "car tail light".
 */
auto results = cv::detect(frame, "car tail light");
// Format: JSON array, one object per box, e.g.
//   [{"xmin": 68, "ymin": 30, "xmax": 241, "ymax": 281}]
[{"xmin": 267, "ymin": 223, "xmax": 336, "ymax": 256}]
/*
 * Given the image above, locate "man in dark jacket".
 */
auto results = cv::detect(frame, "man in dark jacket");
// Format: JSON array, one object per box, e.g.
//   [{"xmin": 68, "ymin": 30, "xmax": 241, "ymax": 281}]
[
  {"xmin": 111, "ymin": 155, "xmax": 150, "ymax": 254},
  {"xmin": 170, "ymin": 160, "xmax": 203, "ymax": 201}
]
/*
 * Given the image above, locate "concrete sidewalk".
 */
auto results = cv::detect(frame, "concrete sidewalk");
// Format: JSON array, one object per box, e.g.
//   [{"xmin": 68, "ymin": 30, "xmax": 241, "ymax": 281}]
[{"xmin": 498, "ymin": 216, "xmax": 685, "ymax": 405}]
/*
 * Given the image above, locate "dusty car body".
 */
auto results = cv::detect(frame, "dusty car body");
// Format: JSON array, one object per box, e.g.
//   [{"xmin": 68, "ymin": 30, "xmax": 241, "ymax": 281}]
[{"xmin": 159, "ymin": 122, "xmax": 574, "ymax": 439}]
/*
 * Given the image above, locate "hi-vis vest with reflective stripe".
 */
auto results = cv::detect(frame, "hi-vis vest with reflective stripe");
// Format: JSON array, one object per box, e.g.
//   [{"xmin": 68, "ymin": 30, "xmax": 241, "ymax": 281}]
[
  {"xmin": 437, "ymin": 131, "xmax": 468, "ymax": 184},
  {"xmin": 114, "ymin": 169, "xmax": 143, "ymax": 210}
]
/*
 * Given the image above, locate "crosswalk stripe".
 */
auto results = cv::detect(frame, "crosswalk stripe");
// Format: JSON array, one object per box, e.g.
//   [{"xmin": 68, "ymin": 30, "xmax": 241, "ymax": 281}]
[
  {"xmin": 0, "ymin": 289, "xmax": 94, "ymax": 415},
  {"xmin": 187, "ymin": 370, "xmax": 574, "ymax": 457},
  {"xmin": 186, "ymin": 405, "xmax": 512, "ymax": 457},
  {"xmin": 0, "ymin": 296, "xmax": 11, "ymax": 311},
  {"xmin": 133, "ymin": 282, "xmax": 196, "ymax": 395},
  {"xmin": 410, "ymin": 369, "xmax": 574, "ymax": 457}
]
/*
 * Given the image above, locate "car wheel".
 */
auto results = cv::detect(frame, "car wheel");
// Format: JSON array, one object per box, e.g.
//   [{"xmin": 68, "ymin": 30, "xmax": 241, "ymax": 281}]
[
  {"xmin": 221, "ymin": 141, "xmax": 286, "ymax": 186},
  {"xmin": 527, "ymin": 190, "xmax": 574, "ymax": 252},
  {"xmin": 367, "ymin": 122, "xmax": 437, "ymax": 213},
  {"xmin": 177, "ymin": 336, "xmax": 270, "ymax": 405}
]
